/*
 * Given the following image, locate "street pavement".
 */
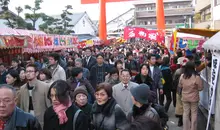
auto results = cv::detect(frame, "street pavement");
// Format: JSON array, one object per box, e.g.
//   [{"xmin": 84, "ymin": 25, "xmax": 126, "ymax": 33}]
[
  {"xmin": 167, "ymin": 105, "xmax": 182, "ymax": 130},
  {"xmin": 167, "ymin": 104, "xmax": 207, "ymax": 130}
]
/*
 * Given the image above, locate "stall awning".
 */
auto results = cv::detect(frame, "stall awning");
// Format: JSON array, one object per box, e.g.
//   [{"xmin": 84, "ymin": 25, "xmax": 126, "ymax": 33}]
[
  {"xmin": 0, "ymin": 28, "xmax": 46, "ymax": 36},
  {"xmin": 177, "ymin": 28, "xmax": 220, "ymax": 37},
  {"xmin": 203, "ymin": 32, "xmax": 220, "ymax": 51}
]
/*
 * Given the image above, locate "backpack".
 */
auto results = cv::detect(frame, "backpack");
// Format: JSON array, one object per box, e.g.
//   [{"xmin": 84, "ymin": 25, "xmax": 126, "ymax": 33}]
[{"xmin": 73, "ymin": 109, "xmax": 81, "ymax": 130}]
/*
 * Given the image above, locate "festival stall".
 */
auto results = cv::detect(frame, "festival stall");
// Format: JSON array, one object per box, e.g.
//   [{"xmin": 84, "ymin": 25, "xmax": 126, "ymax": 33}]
[
  {"xmin": 175, "ymin": 28, "xmax": 220, "ymax": 130},
  {"xmin": 203, "ymin": 32, "xmax": 220, "ymax": 130},
  {"xmin": 0, "ymin": 28, "xmax": 46, "ymax": 64},
  {"xmin": 168, "ymin": 32, "xmax": 205, "ymax": 53},
  {"xmin": 0, "ymin": 28, "xmax": 82, "ymax": 63}
]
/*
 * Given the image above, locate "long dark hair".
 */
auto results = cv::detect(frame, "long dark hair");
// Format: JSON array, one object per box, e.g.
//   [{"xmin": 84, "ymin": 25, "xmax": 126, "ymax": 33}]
[
  {"xmin": 183, "ymin": 61, "xmax": 196, "ymax": 79},
  {"xmin": 48, "ymin": 80, "xmax": 72, "ymax": 105},
  {"xmin": 161, "ymin": 57, "xmax": 170, "ymax": 66},
  {"xmin": 140, "ymin": 64, "xmax": 149, "ymax": 74}
]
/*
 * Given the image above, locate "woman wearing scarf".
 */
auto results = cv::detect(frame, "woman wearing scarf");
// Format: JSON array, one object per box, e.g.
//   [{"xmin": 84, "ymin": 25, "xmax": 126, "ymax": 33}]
[
  {"xmin": 43, "ymin": 80, "xmax": 88, "ymax": 130},
  {"xmin": 91, "ymin": 83, "xmax": 129, "ymax": 130}
]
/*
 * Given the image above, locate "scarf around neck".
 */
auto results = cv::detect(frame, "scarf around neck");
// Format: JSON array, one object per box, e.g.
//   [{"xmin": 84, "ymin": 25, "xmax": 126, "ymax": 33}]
[
  {"xmin": 53, "ymin": 99, "xmax": 72, "ymax": 125},
  {"xmin": 92, "ymin": 98, "xmax": 116, "ymax": 116},
  {"xmin": 132, "ymin": 104, "xmax": 149, "ymax": 118}
]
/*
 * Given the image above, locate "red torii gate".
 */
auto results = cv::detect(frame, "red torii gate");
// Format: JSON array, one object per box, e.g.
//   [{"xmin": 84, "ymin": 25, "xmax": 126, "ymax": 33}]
[{"xmin": 81, "ymin": 0, "xmax": 166, "ymax": 41}]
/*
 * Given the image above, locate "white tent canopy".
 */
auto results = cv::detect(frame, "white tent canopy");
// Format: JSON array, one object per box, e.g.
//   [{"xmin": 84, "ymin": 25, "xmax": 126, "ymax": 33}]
[{"xmin": 203, "ymin": 32, "xmax": 220, "ymax": 51}]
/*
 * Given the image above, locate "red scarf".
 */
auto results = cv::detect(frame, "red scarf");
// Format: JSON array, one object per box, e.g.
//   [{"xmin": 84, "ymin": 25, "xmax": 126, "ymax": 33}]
[{"xmin": 53, "ymin": 99, "xmax": 72, "ymax": 125}]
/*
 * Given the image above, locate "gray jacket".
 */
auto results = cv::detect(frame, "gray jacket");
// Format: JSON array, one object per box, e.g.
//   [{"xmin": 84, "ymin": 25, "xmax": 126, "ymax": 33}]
[
  {"xmin": 112, "ymin": 82, "xmax": 139, "ymax": 115},
  {"xmin": 92, "ymin": 99, "xmax": 129, "ymax": 130},
  {"xmin": 127, "ymin": 105, "xmax": 160, "ymax": 123}
]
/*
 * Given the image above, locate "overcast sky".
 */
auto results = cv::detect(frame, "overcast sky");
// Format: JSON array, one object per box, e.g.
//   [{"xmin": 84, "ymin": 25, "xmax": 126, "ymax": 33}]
[{"xmin": 8, "ymin": 0, "xmax": 134, "ymax": 22}]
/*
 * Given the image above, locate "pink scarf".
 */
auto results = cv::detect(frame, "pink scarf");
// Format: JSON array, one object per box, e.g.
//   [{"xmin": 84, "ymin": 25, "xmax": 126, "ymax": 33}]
[{"xmin": 53, "ymin": 100, "xmax": 72, "ymax": 125}]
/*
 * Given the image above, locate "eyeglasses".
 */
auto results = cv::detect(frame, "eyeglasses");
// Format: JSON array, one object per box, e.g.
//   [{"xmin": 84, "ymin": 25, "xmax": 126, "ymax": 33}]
[{"xmin": 0, "ymin": 98, "xmax": 13, "ymax": 105}]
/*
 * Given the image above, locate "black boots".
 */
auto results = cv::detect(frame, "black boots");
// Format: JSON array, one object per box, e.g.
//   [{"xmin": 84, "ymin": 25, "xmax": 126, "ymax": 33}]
[{"xmin": 178, "ymin": 116, "xmax": 183, "ymax": 127}]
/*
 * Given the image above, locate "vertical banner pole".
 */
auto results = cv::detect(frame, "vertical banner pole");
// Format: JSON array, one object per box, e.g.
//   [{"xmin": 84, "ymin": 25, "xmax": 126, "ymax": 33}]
[
  {"xmin": 99, "ymin": 0, "xmax": 107, "ymax": 41},
  {"xmin": 156, "ymin": 0, "xmax": 166, "ymax": 34}
]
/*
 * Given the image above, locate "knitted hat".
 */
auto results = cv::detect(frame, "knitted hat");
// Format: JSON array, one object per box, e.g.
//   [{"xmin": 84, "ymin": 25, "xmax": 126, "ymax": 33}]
[
  {"xmin": 130, "ymin": 84, "xmax": 150, "ymax": 104},
  {"xmin": 73, "ymin": 87, "xmax": 88, "ymax": 100}
]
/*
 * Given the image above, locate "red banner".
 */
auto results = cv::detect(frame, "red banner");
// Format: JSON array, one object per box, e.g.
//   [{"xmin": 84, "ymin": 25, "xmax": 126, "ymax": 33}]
[{"xmin": 123, "ymin": 27, "xmax": 165, "ymax": 44}]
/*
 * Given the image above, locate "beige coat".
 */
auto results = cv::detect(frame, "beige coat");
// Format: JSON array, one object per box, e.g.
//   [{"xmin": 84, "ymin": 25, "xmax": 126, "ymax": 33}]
[
  {"xmin": 18, "ymin": 79, "xmax": 51, "ymax": 127},
  {"xmin": 51, "ymin": 64, "xmax": 66, "ymax": 81},
  {"xmin": 179, "ymin": 74, "xmax": 203, "ymax": 102}
]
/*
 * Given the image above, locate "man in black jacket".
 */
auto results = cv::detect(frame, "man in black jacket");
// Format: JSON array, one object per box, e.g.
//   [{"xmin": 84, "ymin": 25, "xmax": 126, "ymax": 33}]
[
  {"xmin": 83, "ymin": 48, "xmax": 97, "ymax": 70},
  {"xmin": 0, "ymin": 84, "xmax": 41, "ymax": 130}
]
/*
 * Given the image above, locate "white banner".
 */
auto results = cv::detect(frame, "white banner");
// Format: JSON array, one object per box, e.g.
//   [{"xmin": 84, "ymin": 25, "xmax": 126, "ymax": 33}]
[{"xmin": 206, "ymin": 54, "xmax": 220, "ymax": 130}]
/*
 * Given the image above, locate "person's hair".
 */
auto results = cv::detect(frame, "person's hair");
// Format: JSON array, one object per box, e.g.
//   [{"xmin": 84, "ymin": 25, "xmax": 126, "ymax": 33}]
[
  {"xmin": 162, "ymin": 57, "xmax": 170, "ymax": 66},
  {"xmin": 147, "ymin": 54, "xmax": 156, "ymax": 60},
  {"xmin": 126, "ymin": 52, "xmax": 133, "ymax": 58},
  {"xmin": 96, "ymin": 53, "xmax": 104, "ymax": 58},
  {"xmin": 121, "ymin": 69, "xmax": 131, "ymax": 76},
  {"xmin": 7, "ymin": 70, "xmax": 20, "ymax": 85},
  {"xmin": 186, "ymin": 55, "xmax": 194, "ymax": 61},
  {"xmin": 130, "ymin": 116, "xmax": 162, "ymax": 130},
  {"xmin": 75, "ymin": 58, "xmax": 83, "ymax": 64},
  {"xmin": 114, "ymin": 60, "xmax": 123, "ymax": 68},
  {"xmin": 183, "ymin": 61, "xmax": 196, "ymax": 79},
  {"xmin": 140, "ymin": 64, "xmax": 149, "ymax": 73},
  {"xmin": 71, "ymin": 67, "xmax": 83, "ymax": 77},
  {"xmin": 48, "ymin": 80, "xmax": 71, "ymax": 105},
  {"xmin": 96, "ymin": 83, "xmax": 113, "ymax": 98},
  {"xmin": 42, "ymin": 56, "xmax": 49, "ymax": 63},
  {"xmin": 74, "ymin": 53, "xmax": 82, "ymax": 58},
  {"xmin": 0, "ymin": 63, "xmax": 7, "ymax": 67},
  {"xmin": 176, "ymin": 50, "xmax": 183, "ymax": 58},
  {"xmin": 67, "ymin": 62, "xmax": 75, "ymax": 67},
  {"xmin": 38, "ymin": 68, "xmax": 52, "ymax": 80},
  {"xmin": 109, "ymin": 67, "xmax": 119, "ymax": 76},
  {"xmin": 139, "ymin": 51, "xmax": 144, "ymax": 54},
  {"xmin": 48, "ymin": 53, "xmax": 60, "ymax": 61},
  {"xmin": 26, "ymin": 63, "xmax": 38, "ymax": 72},
  {"xmin": 12, "ymin": 58, "xmax": 19, "ymax": 63},
  {"xmin": 85, "ymin": 48, "xmax": 92, "ymax": 52},
  {"xmin": 173, "ymin": 56, "xmax": 178, "ymax": 64},
  {"xmin": 67, "ymin": 56, "xmax": 74, "ymax": 61},
  {"xmin": 0, "ymin": 84, "xmax": 16, "ymax": 97}
]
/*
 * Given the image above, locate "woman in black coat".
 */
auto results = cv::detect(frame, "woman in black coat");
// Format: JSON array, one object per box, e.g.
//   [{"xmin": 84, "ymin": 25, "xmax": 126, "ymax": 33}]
[
  {"xmin": 43, "ymin": 80, "xmax": 88, "ymax": 130},
  {"xmin": 91, "ymin": 83, "xmax": 129, "ymax": 130},
  {"xmin": 134, "ymin": 64, "xmax": 153, "ymax": 90}
]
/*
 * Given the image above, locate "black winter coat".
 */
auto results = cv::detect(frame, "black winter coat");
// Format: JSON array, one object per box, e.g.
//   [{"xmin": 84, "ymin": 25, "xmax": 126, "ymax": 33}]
[
  {"xmin": 134, "ymin": 74, "xmax": 153, "ymax": 90},
  {"xmin": 160, "ymin": 65, "xmax": 173, "ymax": 92},
  {"xmin": 43, "ymin": 104, "xmax": 88, "ymax": 130},
  {"xmin": 83, "ymin": 56, "xmax": 97, "ymax": 71}
]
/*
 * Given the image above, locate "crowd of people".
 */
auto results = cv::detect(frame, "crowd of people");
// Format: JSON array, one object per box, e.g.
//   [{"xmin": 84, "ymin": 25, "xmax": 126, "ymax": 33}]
[{"xmin": 0, "ymin": 41, "xmax": 212, "ymax": 130}]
